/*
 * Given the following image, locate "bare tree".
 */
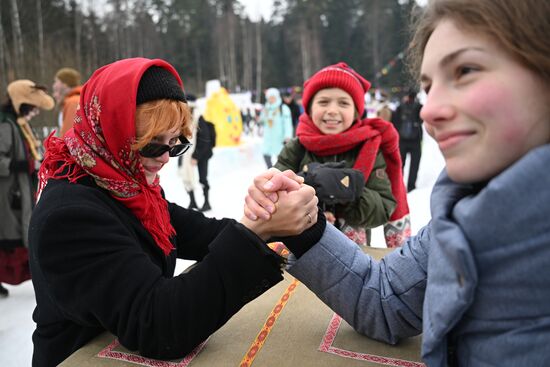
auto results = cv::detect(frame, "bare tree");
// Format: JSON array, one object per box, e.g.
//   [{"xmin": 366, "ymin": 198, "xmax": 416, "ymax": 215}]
[
  {"xmin": 110, "ymin": 0, "xmax": 122, "ymax": 59},
  {"xmin": 36, "ymin": 0, "xmax": 45, "ymax": 80},
  {"xmin": 71, "ymin": 1, "xmax": 83, "ymax": 71},
  {"xmin": 193, "ymin": 38, "xmax": 203, "ymax": 92},
  {"xmin": 0, "ymin": 4, "xmax": 8, "ymax": 90},
  {"xmin": 241, "ymin": 20, "xmax": 252, "ymax": 91},
  {"xmin": 311, "ymin": 19, "xmax": 322, "ymax": 73},
  {"xmin": 214, "ymin": 0, "xmax": 238, "ymax": 90},
  {"xmin": 227, "ymin": 10, "xmax": 237, "ymax": 90},
  {"xmin": 294, "ymin": 1, "xmax": 323, "ymax": 81},
  {"xmin": 254, "ymin": 20, "xmax": 262, "ymax": 102},
  {"xmin": 9, "ymin": 0, "xmax": 24, "ymax": 77},
  {"xmin": 216, "ymin": 20, "xmax": 226, "ymax": 87},
  {"xmin": 369, "ymin": 0, "xmax": 381, "ymax": 86},
  {"xmin": 299, "ymin": 20, "xmax": 311, "ymax": 81},
  {"xmin": 122, "ymin": 0, "xmax": 131, "ymax": 58},
  {"xmin": 86, "ymin": 0, "xmax": 99, "ymax": 77}
]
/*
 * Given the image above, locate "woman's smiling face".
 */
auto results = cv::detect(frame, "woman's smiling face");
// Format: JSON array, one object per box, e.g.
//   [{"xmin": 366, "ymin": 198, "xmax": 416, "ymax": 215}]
[{"xmin": 420, "ymin": 19, "xmax": 550, "ymax": 183}]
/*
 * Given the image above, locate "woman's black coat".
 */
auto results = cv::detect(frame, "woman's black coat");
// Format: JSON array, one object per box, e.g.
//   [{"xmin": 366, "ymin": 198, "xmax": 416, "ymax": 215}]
[{"xmin": 29, "ymin": 177, "xmax": 283, "ymax": 367}]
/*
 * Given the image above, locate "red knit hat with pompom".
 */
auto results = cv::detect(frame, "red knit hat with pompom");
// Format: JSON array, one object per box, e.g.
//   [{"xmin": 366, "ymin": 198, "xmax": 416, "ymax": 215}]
[{"xmin": 302, "ymin": 62, "xmax": 371, "ymax": 117}]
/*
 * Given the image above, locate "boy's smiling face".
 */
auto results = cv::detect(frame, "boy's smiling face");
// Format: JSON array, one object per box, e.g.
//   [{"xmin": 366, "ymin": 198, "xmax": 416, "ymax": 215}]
[{"xmin": 310, "ymin": 88, "xmax": 356, "ymax": 135}]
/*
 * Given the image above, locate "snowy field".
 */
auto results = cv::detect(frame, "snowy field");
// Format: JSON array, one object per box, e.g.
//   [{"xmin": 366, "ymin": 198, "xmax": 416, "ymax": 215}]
[{"xmin": 0, "ymin": 132, "xmax": 444, "ymax": 366}]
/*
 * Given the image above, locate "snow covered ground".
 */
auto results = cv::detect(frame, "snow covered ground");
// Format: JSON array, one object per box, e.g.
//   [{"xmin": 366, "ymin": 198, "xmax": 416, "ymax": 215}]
[{"xmin": 0, "ymin": 132, "xmax": 444, "ymax": 366}]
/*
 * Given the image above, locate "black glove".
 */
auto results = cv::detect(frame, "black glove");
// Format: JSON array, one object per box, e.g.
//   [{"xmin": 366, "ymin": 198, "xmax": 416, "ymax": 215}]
[
  {"xmin": 299, "ymin": 161, "xmax": 365, "ymax": 206},
  {"xmin": 269, "ymin": 210, "xmax": 326, "ymax": 258}
]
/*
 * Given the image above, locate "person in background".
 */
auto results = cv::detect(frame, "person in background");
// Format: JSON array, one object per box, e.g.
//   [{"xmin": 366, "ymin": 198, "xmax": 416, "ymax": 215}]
[
  {"xmin": 52, "ymin": 67, "xmax": 82, "ymax": 137},
  {"xmin": 241, "ymin": 108, "xmax": 252, "ymax": 135},
  {"xmin": 191, "ymin": 114, "xmax": 216, "ymax": 211},
  {"xmin": 28, "ymin": 57, "xmax": 323, "ymax": 367},
  {"xmin": 253, "ymin": 106, "xmax": 263, "ymax": 137},
  {"xmin": 282, "ymin": 90, "xmax": 301, "ymax": 135},
  {"xmin": 376, "ymin": 90, "xmax": 393, "ymax": 122},
  {"xmin": 392, "ymin": 90, "xmax": 423, "ymax": 192},
  {"xmin": 178, "ymin": 97, "xmax": 199, "ymax": 209},
  {"xmin": 274, "ymin": 62, "xmax": 410, "ymax": 248},
  {"xmin": 295, "ymin": 94, "xmax": 305, "ymax": 116},
  {"xmin": 259, "ymin": 88, "xmax": 293, "ymax": 168},
  {"xmin": 246, "ymin": 0, "xmax": 550, "ymax": 365},
  {"xmin": 0, "ymin": 80, "xmax": 54, "ymax": 297}
]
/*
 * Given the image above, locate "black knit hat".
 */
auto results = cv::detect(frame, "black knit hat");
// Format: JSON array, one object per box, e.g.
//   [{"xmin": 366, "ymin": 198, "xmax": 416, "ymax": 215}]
[{"xmin": 136, "ymin": 66, "xmax": 186, "ymax": 105}]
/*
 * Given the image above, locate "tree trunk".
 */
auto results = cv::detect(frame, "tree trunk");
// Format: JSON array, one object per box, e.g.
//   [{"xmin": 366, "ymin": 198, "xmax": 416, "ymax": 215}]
[
  {"xmin": 9, "ymin": 0, "xmax": 24, "ymax": 77},
  {"xmin": 112, "ymin": 0, "xmax": 121, "ymax": 59},
  {"xmin": 87, "ymin": 2, "xmax": 99, "ymax": 77},
  {"xmin": 123, "ymin": 0, "xmax": 131, "ymax": 58},
  {"xmin": 36, "ymin": 0, "xmax": 45, "ymax": 81},
  {"xmin": 254, "ymin": 21, "xmax": 262, "ymax": 103},
  {"xmin": 299, "ymin": 20, "xmax": 311, "ymax": 81},
  {"xmin": 194, "ymin": 39, "xmax": 203, "ymax": 93},
  {"xmin": 217, "ymin": 21, "xmax": 226, "ymax": 87},
  {"xmin": 370, "ymin": 0, "xmax": 381, "ymax": 86},
  {"xmin": 241, "ymin": 21, "xmax": 252, "ymax": 91},
  {"xmin": 73, "ymin": 1, "xmax": 82, "ymax": 71},
  {"xmin": 0, "ymin": 4, "xmax": 8, "ymax": 90},
  {"xmin": 227, "ymin": 12, "xmax": 237, "ymax": 91},
  {"xmin": 311, "ymin": 20, "xmax": 322, "ymax": 72}
]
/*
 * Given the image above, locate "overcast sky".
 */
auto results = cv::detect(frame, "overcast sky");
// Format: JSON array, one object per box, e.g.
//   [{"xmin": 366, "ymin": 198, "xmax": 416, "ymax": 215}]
[
  {"xmin": 237, "ymin": 0, "xmax": 428, "ymax": 22},
  {"xmin": 237, "ymin": 0, "xmax": 275, "ymax": 22}
]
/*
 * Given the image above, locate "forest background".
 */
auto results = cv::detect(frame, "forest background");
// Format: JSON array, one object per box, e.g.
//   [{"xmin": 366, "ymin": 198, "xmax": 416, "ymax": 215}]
[{"xmin": 0, "ymin": 0, "xmax": 419, "ymax": 128}]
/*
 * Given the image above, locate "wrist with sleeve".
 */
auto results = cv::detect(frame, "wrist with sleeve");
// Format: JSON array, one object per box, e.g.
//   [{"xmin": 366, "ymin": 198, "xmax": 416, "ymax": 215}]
[
  {"xmin": 269, "ymin": 209, "xmax": 326, "ymax": 258},
  {"xmin": 234, "ymin": 223, "xmax": 286, "ymax": 268}
]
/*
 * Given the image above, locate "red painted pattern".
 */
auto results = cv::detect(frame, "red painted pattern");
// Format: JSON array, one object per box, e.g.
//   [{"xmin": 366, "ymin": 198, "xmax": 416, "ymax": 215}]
[
  {"xmin": 239, "ymin": 279, "xmax": 300, "ymax": 366},
  {"xmin": 319, "ymin": 313, "xmax": 425, "ymax": 367},
  {"xmin": 97, "ymin": 338, "xmax": 208, "ymax": 366}
]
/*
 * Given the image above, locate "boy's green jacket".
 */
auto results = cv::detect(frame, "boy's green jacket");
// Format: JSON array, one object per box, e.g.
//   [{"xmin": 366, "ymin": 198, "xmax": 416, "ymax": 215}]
[{"xmin": 274, "ymin": 138, "xmax": 396, "ymax": 229}]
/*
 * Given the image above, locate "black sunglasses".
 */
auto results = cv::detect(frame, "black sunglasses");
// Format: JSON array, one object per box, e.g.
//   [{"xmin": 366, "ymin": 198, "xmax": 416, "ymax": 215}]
[{"xmin": 139, "ymin": 136, "xmax": 192, "ymax": 158}]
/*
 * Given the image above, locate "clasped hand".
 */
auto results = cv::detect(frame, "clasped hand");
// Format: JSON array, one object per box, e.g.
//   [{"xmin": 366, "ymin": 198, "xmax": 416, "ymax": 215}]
[{"xmin": 240, "ymin": 168, "xmax": 318, "ymax": 241}]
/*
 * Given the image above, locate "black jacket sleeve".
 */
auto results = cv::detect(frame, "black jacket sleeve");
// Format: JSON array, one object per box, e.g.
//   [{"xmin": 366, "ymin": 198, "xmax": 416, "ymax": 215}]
[{"xmin": 168, "ymin": 201, "xmax": 232, "ymax": 261}]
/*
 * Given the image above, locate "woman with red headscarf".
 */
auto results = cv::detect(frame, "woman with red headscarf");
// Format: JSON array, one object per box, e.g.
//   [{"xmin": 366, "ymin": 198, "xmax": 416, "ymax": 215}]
[{"xmin": 28, "ymin": 57, "xmax": 324, "ymax": 367}]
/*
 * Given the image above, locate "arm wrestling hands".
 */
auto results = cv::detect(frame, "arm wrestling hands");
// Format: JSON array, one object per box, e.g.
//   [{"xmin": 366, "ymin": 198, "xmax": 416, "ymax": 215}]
[{"xmin": 240, "ymin": 168, "xmax": 326, "ymax": 257}]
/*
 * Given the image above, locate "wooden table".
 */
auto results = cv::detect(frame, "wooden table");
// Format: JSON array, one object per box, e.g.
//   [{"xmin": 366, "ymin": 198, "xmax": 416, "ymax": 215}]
[{"xmin": 60, "ymin": 247, "xmax": 424, "ymax": 367}]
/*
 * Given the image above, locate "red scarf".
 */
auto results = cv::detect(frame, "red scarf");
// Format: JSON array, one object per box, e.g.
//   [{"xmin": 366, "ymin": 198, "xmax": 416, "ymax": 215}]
[
  {"xmin": 38, "ymin": 58, "xmax": 180, "ymax": 256},
  {"xmin": 297, "ymin": 114, "xmax": 410, "ymax": 247}
]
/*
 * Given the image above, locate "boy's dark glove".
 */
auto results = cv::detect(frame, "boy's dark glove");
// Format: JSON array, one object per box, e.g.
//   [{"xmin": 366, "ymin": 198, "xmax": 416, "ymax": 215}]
[
  {"xmin": 269, "ymin": 210, "xmax": 326, "ymax": 258},
  {"xmin": 299, "ymin": 161, "xmax": 365, "ymax": 205}
]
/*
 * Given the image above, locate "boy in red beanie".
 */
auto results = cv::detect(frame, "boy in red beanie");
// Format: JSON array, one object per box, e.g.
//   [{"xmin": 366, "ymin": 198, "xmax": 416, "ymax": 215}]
[{"xmin": 274, "ymin": 62, "xmax": 410, "ymax": 247}]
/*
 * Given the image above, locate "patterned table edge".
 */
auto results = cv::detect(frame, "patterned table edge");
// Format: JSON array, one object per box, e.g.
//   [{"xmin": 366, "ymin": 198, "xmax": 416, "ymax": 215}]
[
  {"xmin": 97, "ymin": 338, "xmax": 208, "ymax": 367},
  {"xmin": 319, "ymin": 313, "xmax": 425, "ymax": 367},
  {"xmin": 96, "ymin": 277, "xmax": 425, "ymax": 367}
]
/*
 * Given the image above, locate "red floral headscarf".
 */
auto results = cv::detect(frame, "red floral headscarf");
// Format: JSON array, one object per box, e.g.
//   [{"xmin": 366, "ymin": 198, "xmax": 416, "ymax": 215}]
[{"xmin": 38, "ymin": 58, "xmax": 184, "ymax": 256}]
